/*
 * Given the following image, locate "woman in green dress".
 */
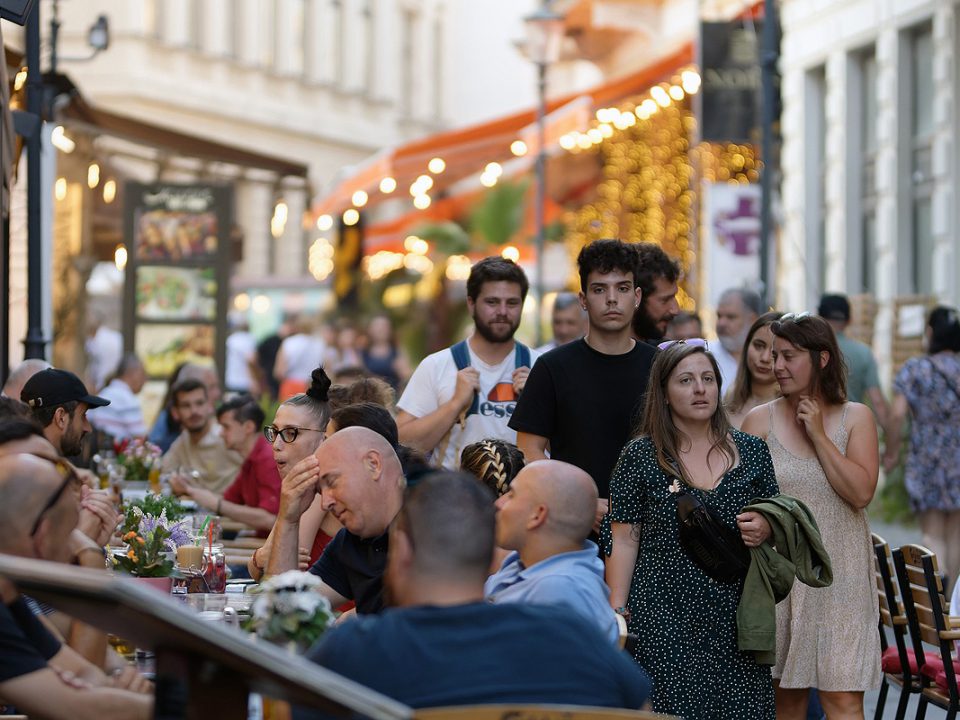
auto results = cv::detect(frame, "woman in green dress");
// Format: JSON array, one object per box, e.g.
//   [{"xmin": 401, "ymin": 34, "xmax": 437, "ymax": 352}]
[{"xmin": 605, "ymin": 340, "xmax": 779, "ymax": 719}]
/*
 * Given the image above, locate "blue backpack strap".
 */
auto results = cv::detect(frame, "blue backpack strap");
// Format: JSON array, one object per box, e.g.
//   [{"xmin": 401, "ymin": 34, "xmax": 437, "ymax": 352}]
[
  {"xmin": 514, "ymin": 342, "xmax": 531, "ymax": 369},
  {"xmin": 450, "ymin": 340, "xmax": 479, "ymax": 417}
]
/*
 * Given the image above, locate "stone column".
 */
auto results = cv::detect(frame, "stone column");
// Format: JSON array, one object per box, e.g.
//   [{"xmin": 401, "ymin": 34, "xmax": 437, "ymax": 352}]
[{"xmin": 234, "ymin": 172, "xmax": 274, "ymax": 280}]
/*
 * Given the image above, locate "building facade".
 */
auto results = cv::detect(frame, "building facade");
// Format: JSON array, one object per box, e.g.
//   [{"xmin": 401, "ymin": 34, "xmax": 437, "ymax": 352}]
[{"xmin": 778, "ymin": 0, "xmax": 958, "ymax": 379}]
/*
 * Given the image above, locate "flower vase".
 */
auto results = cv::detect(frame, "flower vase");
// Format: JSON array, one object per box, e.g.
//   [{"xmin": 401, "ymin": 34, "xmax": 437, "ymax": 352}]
[{"xmin": 135, "ymin": 576, "xmax": 173, "ymax": 595}]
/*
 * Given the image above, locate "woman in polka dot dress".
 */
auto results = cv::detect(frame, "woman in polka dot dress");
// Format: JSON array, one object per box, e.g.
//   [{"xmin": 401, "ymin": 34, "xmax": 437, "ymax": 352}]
[{"xmin": 605, "ymin": 341, "xmax": 779, "ymax": 719}]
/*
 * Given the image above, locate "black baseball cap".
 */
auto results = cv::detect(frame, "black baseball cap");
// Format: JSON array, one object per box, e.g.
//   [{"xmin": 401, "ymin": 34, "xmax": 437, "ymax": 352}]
[
  {"xmin": 817, "ymin": 294, "xmax": 850, "ymax": 322},
  {"xmin": 20, "ymin": 368, "xmax": 111, "ymax": 409}
]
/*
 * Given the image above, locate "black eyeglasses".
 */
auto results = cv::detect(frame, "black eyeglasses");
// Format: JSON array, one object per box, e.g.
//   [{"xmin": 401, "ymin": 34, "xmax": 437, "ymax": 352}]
[
  {"xmin": 263, "ymin": 425, "xmax": 326, "ymax": 444},
  {"xmin": 778, "ymin": 312, "xmax": 811, "ymax": 323},
  {"xmin": 30, "ymin": 458, "xmax": 79, "ymax": 536},
  {"xmin": 657, "ymin": 338, "xmax": 709, "ymax": 351}
]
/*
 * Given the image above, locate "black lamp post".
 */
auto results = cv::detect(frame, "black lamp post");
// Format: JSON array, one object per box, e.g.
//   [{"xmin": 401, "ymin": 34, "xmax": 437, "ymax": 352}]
[{"xmin": 523, "ymin": 1, "xmax": 563, "ymax": 347}]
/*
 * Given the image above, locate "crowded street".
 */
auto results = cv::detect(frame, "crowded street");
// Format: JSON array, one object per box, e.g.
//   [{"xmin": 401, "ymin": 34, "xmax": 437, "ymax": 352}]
[{"xmin": 1, "ymin": 0, "xmax": 959, "ymax": 719}]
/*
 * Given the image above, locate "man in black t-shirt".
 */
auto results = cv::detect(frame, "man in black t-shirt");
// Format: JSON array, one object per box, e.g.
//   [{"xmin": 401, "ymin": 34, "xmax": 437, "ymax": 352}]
[
  {"xmin": 304, "ymin": 427, "xmax": 405, "ymax": 613},
  {"xmin": 510, "ymin": 239, "xmax": 657, "ymax": 526}
]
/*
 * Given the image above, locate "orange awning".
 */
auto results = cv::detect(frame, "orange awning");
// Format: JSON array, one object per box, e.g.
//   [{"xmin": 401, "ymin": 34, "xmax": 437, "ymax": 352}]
[{"xmin": 312, "ymin": 42, "xmax": 694, "ymax": 219}]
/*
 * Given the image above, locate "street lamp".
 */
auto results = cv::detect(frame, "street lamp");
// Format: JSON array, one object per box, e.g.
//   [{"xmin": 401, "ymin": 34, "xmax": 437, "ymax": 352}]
[{"xmin": 523, "ymin": 1, "xmax": 564, "ymax": 346}]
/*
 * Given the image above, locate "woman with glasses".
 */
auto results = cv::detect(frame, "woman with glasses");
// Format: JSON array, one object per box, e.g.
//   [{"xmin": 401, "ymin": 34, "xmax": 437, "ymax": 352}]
[
  {"xmin": 742, "ymin": 314, "xmax": 880, "ymax": 720},
  {"xmin": 605, "ymin": 341, "xmax": 779, "ymax": 719},
  {"xmin": 726, "ymin": 312, "xmax": 784, "ymax": 429},
  {"xmin": 248, "ymin": 368, "xmax": 336, "ymax": 580}
]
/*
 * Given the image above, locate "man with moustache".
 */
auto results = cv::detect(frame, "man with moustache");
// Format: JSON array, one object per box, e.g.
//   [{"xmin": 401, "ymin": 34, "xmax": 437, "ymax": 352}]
[
  {"xmin": 397, "ymin": 257, "xmax": 540, "ymax": 470},
  {"xmin": 631, "ymin": 242, "xmax": 681, "ymax": 345},
  {"xmin": 511, "ymin": 240, "xmax": 656, "ymax": 529}
]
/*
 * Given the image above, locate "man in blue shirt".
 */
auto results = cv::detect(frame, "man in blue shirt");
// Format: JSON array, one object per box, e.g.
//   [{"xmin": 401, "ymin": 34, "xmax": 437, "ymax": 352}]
[
  {"xmin": 485, "ymin": 459, "xmax": 620, "ymax": 644},
  {"xmin": 298, "ymin": 472, "xmax": 650, "ymax": 716}
]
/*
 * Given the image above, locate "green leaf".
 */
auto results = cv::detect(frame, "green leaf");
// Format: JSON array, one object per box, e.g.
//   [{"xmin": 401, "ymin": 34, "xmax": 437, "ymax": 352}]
[
  {"xmin": 468, "ymin": 180, "xmax": 530, "ymax": 248},
  {"xmin": 410, "ymin": 221, "xmax": 471, "ymax": 256}
]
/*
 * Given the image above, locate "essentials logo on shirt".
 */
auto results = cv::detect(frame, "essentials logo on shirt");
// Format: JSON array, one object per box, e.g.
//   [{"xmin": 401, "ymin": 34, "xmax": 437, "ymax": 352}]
[{"xmin": 478, "ymin": 383, "xmax": 517, "ymax": 418}]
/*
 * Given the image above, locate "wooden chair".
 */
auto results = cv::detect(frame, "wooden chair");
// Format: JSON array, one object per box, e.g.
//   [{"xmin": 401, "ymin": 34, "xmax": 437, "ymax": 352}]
[
  {"xmin": 893, "ymin": 544, "xmax": 960, "ymax": 720},
  {"xmin": 872, "ymin": 534, "xmax": 920, "ymax": 720},
  {"xmin": 414, "ymin": 705, "xmax": 674, "ymax": 720}
]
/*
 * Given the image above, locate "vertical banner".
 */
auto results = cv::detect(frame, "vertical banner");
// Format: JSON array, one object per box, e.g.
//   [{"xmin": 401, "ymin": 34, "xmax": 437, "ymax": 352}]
[
  {"xmin": 123, "ymin": 183, "xmax": 233, "ymax": 382},
  {"xmin": 335, "ymin": 212, "xmax": 364, "ymax": 309},
  {"xmin": 698, "ymin": 20, "xmax": 762, "ymax": 143},
  {"xmin": 703, "ymin": 182, "xmax": 761, "ymax": 305}
]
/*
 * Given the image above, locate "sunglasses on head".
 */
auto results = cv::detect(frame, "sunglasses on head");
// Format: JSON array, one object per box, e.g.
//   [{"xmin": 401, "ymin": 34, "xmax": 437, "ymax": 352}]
[
  {"xmin": 30, "ymin": 457, "xmax": 79, "ymax": 536},
  {"xmin": 778, "ymin": 312, "xmax": 811, "ymax": 323},
  {"xmin": 657, "ymin": 338, "xmax": 709, "ymax": 351},
  {"xmin": 263, "ymin": 425, "xmax": 326, "ymax": 444}
]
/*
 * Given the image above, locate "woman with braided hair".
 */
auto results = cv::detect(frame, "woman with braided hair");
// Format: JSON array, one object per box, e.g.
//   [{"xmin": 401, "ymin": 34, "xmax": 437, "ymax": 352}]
[{"xmin": 460, "ymin": 439, "xmax": 525, "ymax": 498}]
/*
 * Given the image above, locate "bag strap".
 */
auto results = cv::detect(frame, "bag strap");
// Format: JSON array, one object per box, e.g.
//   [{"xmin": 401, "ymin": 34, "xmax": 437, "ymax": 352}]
[
  {"xmin": 514, "ymin": 342, "xmax": 531, "ymax": 369},
  {"xmin": 927, "ymin": 356, "xmax": 960, "ymax": 402},
  {"xmin": 450, "ymin": 340, "xmax": 479, "ymax": 418}
]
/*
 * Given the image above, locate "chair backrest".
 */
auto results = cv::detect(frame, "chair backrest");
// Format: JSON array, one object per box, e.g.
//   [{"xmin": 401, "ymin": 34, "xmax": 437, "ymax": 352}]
[
  {"xmin": 873, "ymin": 533, "xmax": 903, "ymax": 634},
  {"xmin": 894, "ymin": 544, "xmax": 942, "ymax": 649},
  {"xmin": 873, "ymin": 534, "xmax": 912, "ymax": 677},
  {"xmin": 920, "ymin": 550, "xmax": 960, "ymax": 703},
  {"xmin": 413, "ymin": 706, "xmax": 675, "ymax": 720},
  {"xmin": 894, "ymin": 543, "xmax": 960, "ymax": 702}
]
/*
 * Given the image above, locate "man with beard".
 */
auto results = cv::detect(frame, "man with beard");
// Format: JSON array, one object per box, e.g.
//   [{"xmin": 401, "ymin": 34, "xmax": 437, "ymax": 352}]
[
  {"xmin": 712, "ymin": 287, "xmax": 762, "ymax": 387},
  {"xmin": 631, "ymin": 242, "xmax": 681, "ymax": 345},
  {"xmin": 160, "ymin": 378, "xmax": 242, "ymax": 493},
  {"xmin": 511, "ymin": 240, "xmax": 656, "ymax": 529},
  {"xmin": 397, "ymin": 257, "xmax": 539, "ymax": 470},
  {"xmin": 20, "ymin": 369, "xmax": 110, "ymax": 458}
]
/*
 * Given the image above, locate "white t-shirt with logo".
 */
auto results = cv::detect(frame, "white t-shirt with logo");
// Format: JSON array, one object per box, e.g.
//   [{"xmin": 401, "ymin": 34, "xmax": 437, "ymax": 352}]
[{"xmin": 398, "ymin": 341, "xmax": 541, "ymax": 470}]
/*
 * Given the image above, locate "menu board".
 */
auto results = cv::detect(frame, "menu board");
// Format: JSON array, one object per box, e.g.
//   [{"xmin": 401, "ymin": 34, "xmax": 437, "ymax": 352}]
[{"xmin": 123, "ymin": 184, "xmax": 232, "ymax": 382}]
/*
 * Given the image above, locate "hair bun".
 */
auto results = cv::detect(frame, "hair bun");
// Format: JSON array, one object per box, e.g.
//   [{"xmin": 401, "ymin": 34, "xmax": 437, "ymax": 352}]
[{"xmin": 306, "ymin": 367, "xmax": 332, "ymax": 402}]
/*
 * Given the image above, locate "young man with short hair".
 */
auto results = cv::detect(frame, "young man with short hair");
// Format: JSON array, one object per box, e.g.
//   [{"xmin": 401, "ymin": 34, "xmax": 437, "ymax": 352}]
[
  {"xmin": 397, "ymin": 257, "xmax": 540, "ymax": 470},
  {"xmin": 160, "ymin": 379, "xmax": 242, "ymax": 493},
  {"xmin": 510, "ymin": 239, "xmax": 656, "ymax": 527},
  {"xmin": 169, "ymin": 395, "xmax": 281, "ymax": 534}
]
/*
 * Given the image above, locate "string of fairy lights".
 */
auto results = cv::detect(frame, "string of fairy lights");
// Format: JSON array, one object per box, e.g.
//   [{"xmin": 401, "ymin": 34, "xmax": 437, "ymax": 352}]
[{"xmin": 308, "ymin": 64, "xmax": 761, "ymax": 313}]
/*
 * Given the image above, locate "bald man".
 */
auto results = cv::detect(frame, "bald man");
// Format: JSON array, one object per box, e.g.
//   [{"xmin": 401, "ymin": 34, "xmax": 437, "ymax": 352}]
[
  {"xmin": 485, "ymin": 459, "xmax": 620, "ymax": 644},
  {"xmin": 272, "ymin": 426, "xmax": 406, "ymax": 614},
  {"xmin": 0, "ymin": 455, "xmax": 152, "ymax": 719},
  {"xmin": 2, "ymin": 359, "xmax": 51, "ymax": 400}
]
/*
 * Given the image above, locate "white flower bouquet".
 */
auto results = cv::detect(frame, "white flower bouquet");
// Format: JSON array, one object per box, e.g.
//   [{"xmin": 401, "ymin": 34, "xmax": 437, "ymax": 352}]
[{"xmin": 243, "ymin": 571, "xmax": 335, "ymax": 652}]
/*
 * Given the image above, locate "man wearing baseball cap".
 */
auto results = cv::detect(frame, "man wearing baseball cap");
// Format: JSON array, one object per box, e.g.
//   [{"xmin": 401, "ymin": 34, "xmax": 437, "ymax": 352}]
[{"xmin": 20, "ymin": 369, "xmax": 110, "ymax": 458}]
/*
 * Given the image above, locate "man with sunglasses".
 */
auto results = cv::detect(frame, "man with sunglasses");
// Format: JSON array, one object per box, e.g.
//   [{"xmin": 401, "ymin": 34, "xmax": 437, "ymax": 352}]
[
  {"xmin": 169, "ymin": 396, "xmax": 281, "ymax": 535},
  {"xmin": 0, "ymin": 454, "xmax": 152, "ymax": 719},
  {"xmin": 160, "ymin": 378, "xmax": 242, "ymax": 493}
]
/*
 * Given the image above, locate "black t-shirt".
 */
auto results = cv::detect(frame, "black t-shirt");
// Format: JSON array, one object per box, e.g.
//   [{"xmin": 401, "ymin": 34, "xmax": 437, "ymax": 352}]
[
  {"xmin": 308, "ymin": 529, "xmax": 388, "ymax": 614},
  {"xmin": 0, "ymin": 595, "xmax": 61, "ymax": 683},
  {"xmin": 509, "ymin": 338, "xmax": 656, "ymax": 498},
  {"xmin": 296, "ymin": 602, "xmax": 651, "ymax": 717}
]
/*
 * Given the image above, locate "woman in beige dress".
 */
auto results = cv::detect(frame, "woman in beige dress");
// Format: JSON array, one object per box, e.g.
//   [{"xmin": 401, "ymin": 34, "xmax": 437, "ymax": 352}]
[
  {"xmin": 725, "ymin": 311, "xmax": 783, "ymax": 429},
  {"xmin": 742, "ymin": 313, "xmax": 880, "ymax": 720}
]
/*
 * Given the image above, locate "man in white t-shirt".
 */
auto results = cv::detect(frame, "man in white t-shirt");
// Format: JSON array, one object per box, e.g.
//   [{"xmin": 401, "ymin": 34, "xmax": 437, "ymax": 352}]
[
  {"xmin": 397, "ymin": 257, "xmax": 539, "ymax": 470},
  {"xmin": 224, "ymin": 317, "xmax": 258, "ymax": 394}
]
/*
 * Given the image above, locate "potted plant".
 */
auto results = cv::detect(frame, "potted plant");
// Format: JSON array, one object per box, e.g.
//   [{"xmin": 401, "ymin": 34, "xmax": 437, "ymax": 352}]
[
  {"xmin": 112, "ymin": 507, "xmax": 191, "ymax": 593},
  {"xmin": 243, "ymin": 571, "xmax": 335, "ymax": 654},
  {"xmin": 114, "ymin": 437, "xmax": 162, "ymax": 485}
]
